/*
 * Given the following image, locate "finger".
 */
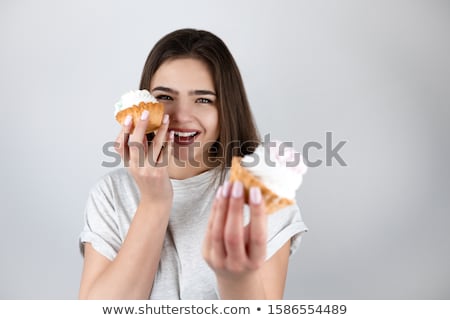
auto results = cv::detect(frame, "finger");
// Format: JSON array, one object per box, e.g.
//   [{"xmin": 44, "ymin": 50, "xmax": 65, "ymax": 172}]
[
  {"xmin": 243, "ymin": 224, "xmax": 250, "ymax": 244},
  {"xmin": 224, "ymin": 181, "xmax": 246, "ymax": 263},
  {"xmin": 202, "ymin": 186, "xmax": 222, "ymax": 257},
  {"xmin": 211, "ymin": 182, "xmax": 230, "ymax": 261},
  {"xmin": 128, "ymin": 110, "xmax": 150, "ymax": 167},
  {"xmin": 114, "ymin": 115, "xmax": 132, "ymax": 152},
  {"xmin": 152, "ymin": 114, "xmax": 170, "ymax": 165},
  {"xmin": 248, "ymin": 186, "xmax": 267, "ymax": 266},
  {"xmin": 114, "ymin": 115, "xmax": 132, "ymax": 163},
  {"xmin": 129, "ymin": 110, "xmax": 150, "ymax": 142},
  {"xmin": 160, "ymin": 130, "xmax": 174, "ymax": 165},
  {"xmin": 206, "ymin": 186, "xmax": 221, "ymax": 233},
  {"xmin": 141, "ymin": 130, "xmax": 149, "ymax": 157}
]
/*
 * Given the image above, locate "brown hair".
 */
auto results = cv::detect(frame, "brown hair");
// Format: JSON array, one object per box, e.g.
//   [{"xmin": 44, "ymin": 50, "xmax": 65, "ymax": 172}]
[{"xmin": 139, "ymin": 28, "xmax": 260, "ymax": 183}]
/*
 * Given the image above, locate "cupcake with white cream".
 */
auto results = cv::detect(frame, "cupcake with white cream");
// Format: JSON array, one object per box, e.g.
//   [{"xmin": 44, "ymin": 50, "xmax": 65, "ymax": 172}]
[
  {"xmin": 114, "ymin": 89, "xmax": 164, "ymax": 133},
  {"xmin": 229, "ymin": 140, "xmax": 307, "ymax": 214}
]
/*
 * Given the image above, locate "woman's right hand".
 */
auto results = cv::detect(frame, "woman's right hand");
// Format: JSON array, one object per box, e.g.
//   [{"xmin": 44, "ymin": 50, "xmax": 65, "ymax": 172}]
[
  {"xmin": 80, "ymin": 111, "xmax": 174, "ymax": 300},
  {"xmin": 114, "ymin": 110, "xmax": 174, "ymax": 206}
]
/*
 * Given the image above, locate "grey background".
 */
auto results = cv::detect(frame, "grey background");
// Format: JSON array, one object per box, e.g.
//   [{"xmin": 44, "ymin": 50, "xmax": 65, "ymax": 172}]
[{"xmin": 1, "ymin": 0, "xmax": 449, "ymax": 299}]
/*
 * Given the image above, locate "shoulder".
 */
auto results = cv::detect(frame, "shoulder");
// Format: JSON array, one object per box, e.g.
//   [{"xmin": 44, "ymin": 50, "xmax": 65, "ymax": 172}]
[
  {"xmin": 268, "ymin": 203, "xmax": 304, "ymax": 228},
  {"xmin": 266, "ymin": 203, "xmax": 308, "ymax": 257},
  {"xmin": 84, "ymin": 168, "xmax": 140, "ymax": 220},
  {"xmin": 88, "ymin": 168, "xmax": 136, "ymax": 198}
]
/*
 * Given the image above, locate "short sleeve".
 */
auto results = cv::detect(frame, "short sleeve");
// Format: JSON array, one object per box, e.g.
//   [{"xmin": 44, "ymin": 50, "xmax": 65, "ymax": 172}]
[
  {"xmin": 266, "ymin": 204, "xmax": 308, "ymax": 259},
  {"xmin": 79, "ymin": 176, "xmax": 121, "ymax": 261}
]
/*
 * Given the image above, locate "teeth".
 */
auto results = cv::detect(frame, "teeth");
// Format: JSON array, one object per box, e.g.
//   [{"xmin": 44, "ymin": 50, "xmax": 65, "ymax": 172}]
[{"xmin": 174, "ymin": 131, "xmax": 197, "ymax": 137}]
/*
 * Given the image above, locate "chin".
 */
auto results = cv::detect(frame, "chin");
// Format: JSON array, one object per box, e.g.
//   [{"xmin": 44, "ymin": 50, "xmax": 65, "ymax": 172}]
[{"xmin": 173, "ymin": 146, "xmax": 211, "ymax": 169}]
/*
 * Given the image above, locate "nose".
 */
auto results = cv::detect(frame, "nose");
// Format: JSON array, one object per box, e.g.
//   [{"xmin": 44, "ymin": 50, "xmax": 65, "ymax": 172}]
[{"xmin": 165, "ymin": 99, "xmax": 192, "ymax": 123}]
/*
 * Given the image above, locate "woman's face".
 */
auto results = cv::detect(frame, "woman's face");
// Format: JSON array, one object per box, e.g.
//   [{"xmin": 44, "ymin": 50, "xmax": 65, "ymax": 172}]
[{"xmin": 150, "ymin": 58, "xmax": 220, "ymax": 177}]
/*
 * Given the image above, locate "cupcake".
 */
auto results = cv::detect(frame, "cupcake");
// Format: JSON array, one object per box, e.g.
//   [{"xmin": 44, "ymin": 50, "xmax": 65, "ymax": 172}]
[
  {"xmin": 114, "ymin": 89, "xmax": 164, "ymax": 133},
  {"xmin": 229, "ymin": 140, "xmax": 307, "ymax": 214}
]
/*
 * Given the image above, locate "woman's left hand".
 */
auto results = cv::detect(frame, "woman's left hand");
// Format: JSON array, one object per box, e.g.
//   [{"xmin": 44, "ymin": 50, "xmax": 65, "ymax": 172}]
[{"xmin": 202, "ymin": 181, "xmax": 267, "ymax": 281}]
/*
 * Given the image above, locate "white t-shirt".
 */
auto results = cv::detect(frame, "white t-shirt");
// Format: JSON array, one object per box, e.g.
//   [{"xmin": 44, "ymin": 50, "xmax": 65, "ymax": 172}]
[{"xmin": 79, "ymin": 167, "xmax": 308, "ymax": 299}]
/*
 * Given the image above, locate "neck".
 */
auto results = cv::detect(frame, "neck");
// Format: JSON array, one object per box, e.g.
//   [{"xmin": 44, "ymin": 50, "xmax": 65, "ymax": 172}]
[{"xmin": 168, "ymin": 157, "xmax": 216, "ymax": 180}]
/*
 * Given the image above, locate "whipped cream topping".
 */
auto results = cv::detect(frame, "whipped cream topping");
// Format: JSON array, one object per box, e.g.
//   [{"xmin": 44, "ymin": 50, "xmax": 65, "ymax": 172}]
[
  {"xmin": 114, "ymin": 89, "xmax": 158, "ymax": 116},
  {"xmin": 240, "ymin": 141, "xmax": 307, "ymax": 200}
]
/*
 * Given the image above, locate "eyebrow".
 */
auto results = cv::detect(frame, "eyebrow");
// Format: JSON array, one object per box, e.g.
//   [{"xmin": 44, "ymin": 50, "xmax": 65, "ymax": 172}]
[{"xmin": 151, "ymin": 86, "xmax": 216, "ymax": 96}]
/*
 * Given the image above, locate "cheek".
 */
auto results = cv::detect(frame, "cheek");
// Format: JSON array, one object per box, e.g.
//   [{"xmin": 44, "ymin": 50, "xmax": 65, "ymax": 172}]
[
  {"xmin": 197, "ymin": 107, "xmax": 219, "ymax": 138},
  {"xmin": 206, "ymin": 109, "xmax": 220, "ymax": 138}
]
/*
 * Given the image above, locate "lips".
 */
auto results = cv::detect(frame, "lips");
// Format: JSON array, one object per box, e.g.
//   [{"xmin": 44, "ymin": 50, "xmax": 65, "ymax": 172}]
[{"xmin": 170, "ymin": 128, "xmax": 200, "ymax": 146}]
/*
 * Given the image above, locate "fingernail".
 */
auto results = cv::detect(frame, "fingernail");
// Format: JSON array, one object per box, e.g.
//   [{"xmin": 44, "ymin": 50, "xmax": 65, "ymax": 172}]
[
  {"xmin": 124, "ymin": 115, "xmax": 132, "ymax": 126},
  {"xmin": 169, "ymin": 130, "xmax": 174, "ymax": 142},
  {"xmin": 216, "ymin": 186, "xmax": 223, "ymax": 199},
  {"xmin": 250, "ymin": 187, "xmax": 262, "ymax": 204},
  {"xmin": 163, "ymin": 114, "xmax": 169, "ymax": 124},
  {"xmin": 222, "ymin": 181, "xmax": 230, "ymax": 197},
  {"xmin": 141, "ymin": 110, "xmax": 149, "ymax": 120},
  {"xmin": 232, "ymin": 181, "xmax": 243, "ymax": 198}
]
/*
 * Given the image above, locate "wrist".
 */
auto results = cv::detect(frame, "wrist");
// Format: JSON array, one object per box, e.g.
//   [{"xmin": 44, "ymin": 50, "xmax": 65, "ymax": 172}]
[
  {"xmin": 216, "ymin": 271, "xmax": 266, "ymax": 300},
  {"xmin": 138, "ymin": 198, "xmax": 172, "ymax": 217}
]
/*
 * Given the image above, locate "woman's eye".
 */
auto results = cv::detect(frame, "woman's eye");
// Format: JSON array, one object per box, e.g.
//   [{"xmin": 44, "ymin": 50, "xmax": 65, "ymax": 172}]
[
  {"xmin": 196, "ymin": 97, "xmax": 212, "ymax": 104},
  {"xmin": 156, "ymin": 95, "xmax": 173, "ymax": 101}
]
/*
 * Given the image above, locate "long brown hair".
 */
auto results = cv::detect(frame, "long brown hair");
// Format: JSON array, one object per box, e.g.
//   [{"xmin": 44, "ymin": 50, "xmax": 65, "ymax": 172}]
[{"xmin": 139, "ymin": 28, "xmax": 260, "ymax": 183}]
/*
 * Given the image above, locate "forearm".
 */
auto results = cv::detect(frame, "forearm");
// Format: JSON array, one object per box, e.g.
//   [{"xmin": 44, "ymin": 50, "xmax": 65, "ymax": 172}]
[
  {"xmin": 84, "ymin": 202, "xmax": 170, "ymax": 299},
  {"xmin": 217, "ymin": 271, "xmax": 267, "ymax": 300}
]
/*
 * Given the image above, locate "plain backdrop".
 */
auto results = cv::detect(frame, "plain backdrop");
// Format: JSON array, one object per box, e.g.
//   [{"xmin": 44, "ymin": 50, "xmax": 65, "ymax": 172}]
[{"xmin": 1, "ymin": 0, "xmax": 449, "ymax": 299}]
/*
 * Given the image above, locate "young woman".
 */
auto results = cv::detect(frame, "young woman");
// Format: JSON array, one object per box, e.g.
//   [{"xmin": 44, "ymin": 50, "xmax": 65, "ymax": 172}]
[{"xmin": 79, "ymin": 28, "xmax": 307, "ymax": 299}]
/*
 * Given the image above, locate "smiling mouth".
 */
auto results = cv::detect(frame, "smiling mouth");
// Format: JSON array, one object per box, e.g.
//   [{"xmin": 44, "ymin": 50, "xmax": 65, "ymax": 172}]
[{"xmin": 172, "ymin": 130, "xmax": 200, "ymax": 145}]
